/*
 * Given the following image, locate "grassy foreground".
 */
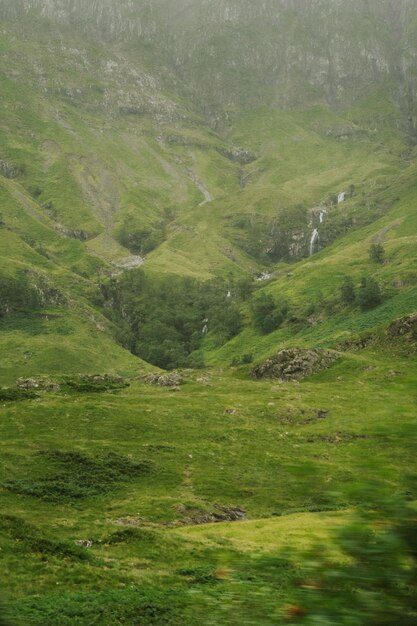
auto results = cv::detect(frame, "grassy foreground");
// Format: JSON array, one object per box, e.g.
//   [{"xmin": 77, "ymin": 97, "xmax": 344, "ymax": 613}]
[{"xmin": 1, "ymin": 338, "xmax": 416, "ymax": 624}]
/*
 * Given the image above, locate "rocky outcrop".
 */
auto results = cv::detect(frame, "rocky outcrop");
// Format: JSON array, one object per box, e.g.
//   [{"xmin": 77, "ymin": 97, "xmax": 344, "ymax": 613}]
[
  {"xmin": 16, "ymin": 377, "xmax": 60, "ymax": 391},
  {"xmin": 387, "ymin": 313, "xmax": 417, "ymax": 338},
  {"xmin": 217, "ymin": 146, "xmax": 258, "ymax": 165},
  {"xmin": 338, "ymin": 335, "xmax": 374, "ymax": 352},
  {"xmin": 0, "ymin": 159, "xmax": 23, "ymax": 179},
  {"xmin": 28, "ymin": 272, "xmax": 67, "ymax": 307},
  {"xmin": 74, "ymin": 539, "xmax": 93, "ymax": 548},
  {"xmin": 176, "ymin": 505, "xmax": 246, "ymax": 526},
  {"xmin": 143, "ymin": 372, "xmax": 183, "ymax": 387},
  {"xmin": 56, "ymin": 224, "xmax": 92, "ymax": 241},
  {"xmin": 252, "ymin": 348, "xmax": 339, "ymax": 381}
]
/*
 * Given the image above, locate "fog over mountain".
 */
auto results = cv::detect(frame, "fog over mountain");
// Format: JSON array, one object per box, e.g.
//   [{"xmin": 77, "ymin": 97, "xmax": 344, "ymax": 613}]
[{"xmin": 2, "ymin": 0, "xmax": 417, "ymax": 118}]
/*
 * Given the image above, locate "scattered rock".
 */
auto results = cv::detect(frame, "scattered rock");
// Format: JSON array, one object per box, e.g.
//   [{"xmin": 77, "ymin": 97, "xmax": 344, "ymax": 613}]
[
  {"xmin": 217, "ymin": 146, "xmax": 258, "ymax": 165},
  {"xmin": 74, "ymin": 539, "xmax": 93, "ymax": 548},
  {"xmin": 196, "ymin": 376, "xmax": 211, "ymax": 385},
  {"xmin": 16, "ymin": 377, "xmax": 60, "ymax": 392},
  {"xmin": 143, "ymin": 373, "xmax": 183, "ymax": 387},
  {"xmin": 338, "ymin": 334, "xmax": 374, "ymax": 352},
  {"xmin": 56, "ymin": 224, "xmax": 92, "ymax": 240},
  {"xmin": 212, "ymin": 507, "xmax": 246, "ymax": 522},
  {"xmin": 252, "ymin": 348, "xmax": 339, "ymax": 381},
  {"xmin": 225, "ymin": 408, "xmax": 237, "ymax": 414},
  {"xmin": 176, "ymin": 505, "xmax": 246, "ymax": 526},
  {"xmin": 0, "ymin": 159, "xmax": 23, "ymax": 179},
  {"xmin": 387, "ymin": 313, "xmax": 417, "ymax": 338},
  {"xmin": 113, "ymin": 256, "xmax": 145, "ymax": 272}
]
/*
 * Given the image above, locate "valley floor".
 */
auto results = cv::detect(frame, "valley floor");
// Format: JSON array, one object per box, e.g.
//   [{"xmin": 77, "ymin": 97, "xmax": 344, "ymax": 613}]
[{"xmin": 1, "ymin": 343, "xmax": 416, "ymax": 624}]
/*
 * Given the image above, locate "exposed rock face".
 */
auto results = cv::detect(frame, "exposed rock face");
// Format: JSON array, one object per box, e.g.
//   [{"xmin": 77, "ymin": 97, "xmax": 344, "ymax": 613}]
[
  {"xmin": 2, "ymin": 1, "xmax": 417, "ymax": 121},
  {"xmin": 387, "ymin": 313, "xmax": 417, "ymax": 338},
  {"xmin": 56, "ymin": 224, "xmax": 92, "ymax": 241},
  {"xmin": 217, "ymin": 147, "xmax": 258, "ymax": 165},
  {"xmin": 252, "ymin": 348, "xmax": 339, "ymax": 381},
  {"xmin": 28, "ymin": 272, "xmax": 67, "ymax": 307},
  {"xmin": 113, "ymin": 256, "xmax": 145, "ymax": 272}
]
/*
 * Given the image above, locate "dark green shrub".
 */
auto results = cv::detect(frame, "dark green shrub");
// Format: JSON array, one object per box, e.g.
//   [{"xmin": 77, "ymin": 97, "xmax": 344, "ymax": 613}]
[
  {"xmin": 64, "ymin": 379, "xmax": 128, "ymax": 393},
  {"xmin": 0, "ymin": 388, "xmax": 38, "ymax": 402},
  {"xmin": 7, "ymin": 588, "xmax": 187, "ymax": 626},
  {"xmin": 369, "ymin": 243, "xmax": 385, "ymax": 264},
  {"xmin": 4, "ymin": 450, "xmax": 153, "ymax": 503},
  {"xmin": 340, "ymin": 276, "xmax": 356, "ymax": 304},
  {"xmin": 0, "ymin": 516, "xmax": 90, "ymax": 561},
  {"xmin": 251, "ymin": 293, "xmax": 288, "ymax": 334},
  {"xmin": 358, "ymin": 277, "xmax": 382, "ymax": 310},
  {"xmin": 231, "ymin": 354, "xmax": 254, "ymax": 366},
  {"xmin": 176, "ymin": 567, "xmax": 219, "ymax": 584}
]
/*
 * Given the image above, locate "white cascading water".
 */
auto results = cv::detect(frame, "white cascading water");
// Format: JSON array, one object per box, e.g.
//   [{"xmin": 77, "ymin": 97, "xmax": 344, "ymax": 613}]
[
  {"xmin": 310, "ymin": 228, "xmax": 319, "ymax": 256},
  {"xmin": 319, "ymin": 210, "xmax": 326, "ymax": 223},
  {"xmin": 338, "ymin": 192, "xmax": 346, "ymax": 204}
]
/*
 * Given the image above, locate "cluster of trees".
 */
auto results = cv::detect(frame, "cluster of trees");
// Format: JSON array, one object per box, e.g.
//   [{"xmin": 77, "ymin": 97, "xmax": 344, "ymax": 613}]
[
  {"xmin": 248, "ymin": 271, "xmax": 384, "ymax": 340},
  {"xmin": 231, "ymin": 205, "xmax": 309, "ymax": 263},
  {"xmin": 117, "ymin": 226, "xmax": 165, "ymax": 256},
  {"xmin": 101, "ymin": 269, "xmax": 249, "ymax": 369},
  {"xmin": 251, "ymin": 293, "xmax": 289, "ymax": 334},
  {"xmin": 341, "ymin": 276, "xmax": 382, "ymax": 311},
  {"xmin": 117, "ymin": 208, "xmax": 176, "ymax": 256},
  {"xmin": 99, "ymin": 241, "xmax": 387, "ymax": 367}
]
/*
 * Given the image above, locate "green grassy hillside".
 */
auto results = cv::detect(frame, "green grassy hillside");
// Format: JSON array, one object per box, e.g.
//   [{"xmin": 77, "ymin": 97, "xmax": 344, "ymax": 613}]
[
  {"xmin": 1, "ymin": 342, "xmax": 416, "ymax": 624},
  {"xmin": 1, "ymin": 2, "xmax": 417, "ymax": 624},
  {"xmin": 2, "ymin": 8, "xmax": 415, "ymax": 379}
]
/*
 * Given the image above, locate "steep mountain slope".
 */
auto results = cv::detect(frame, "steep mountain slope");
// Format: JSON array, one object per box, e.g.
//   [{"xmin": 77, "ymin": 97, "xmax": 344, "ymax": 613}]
[{"xmin": 1, "ymin": 0, "xmax": 417, "ymax": 378}]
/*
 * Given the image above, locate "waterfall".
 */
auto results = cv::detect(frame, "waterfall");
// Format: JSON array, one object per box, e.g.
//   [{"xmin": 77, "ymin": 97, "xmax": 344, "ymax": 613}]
[
  {"xmin": 319, "ymin": 210, "xmax": 326, "ymax": 223},
  {"xmin": 337, "ymin": 192, "xmax": 346, "ymax": 204},
  {"xmin": 310, "ymin": 228, "xmax": 319, "ymax": 256}
]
